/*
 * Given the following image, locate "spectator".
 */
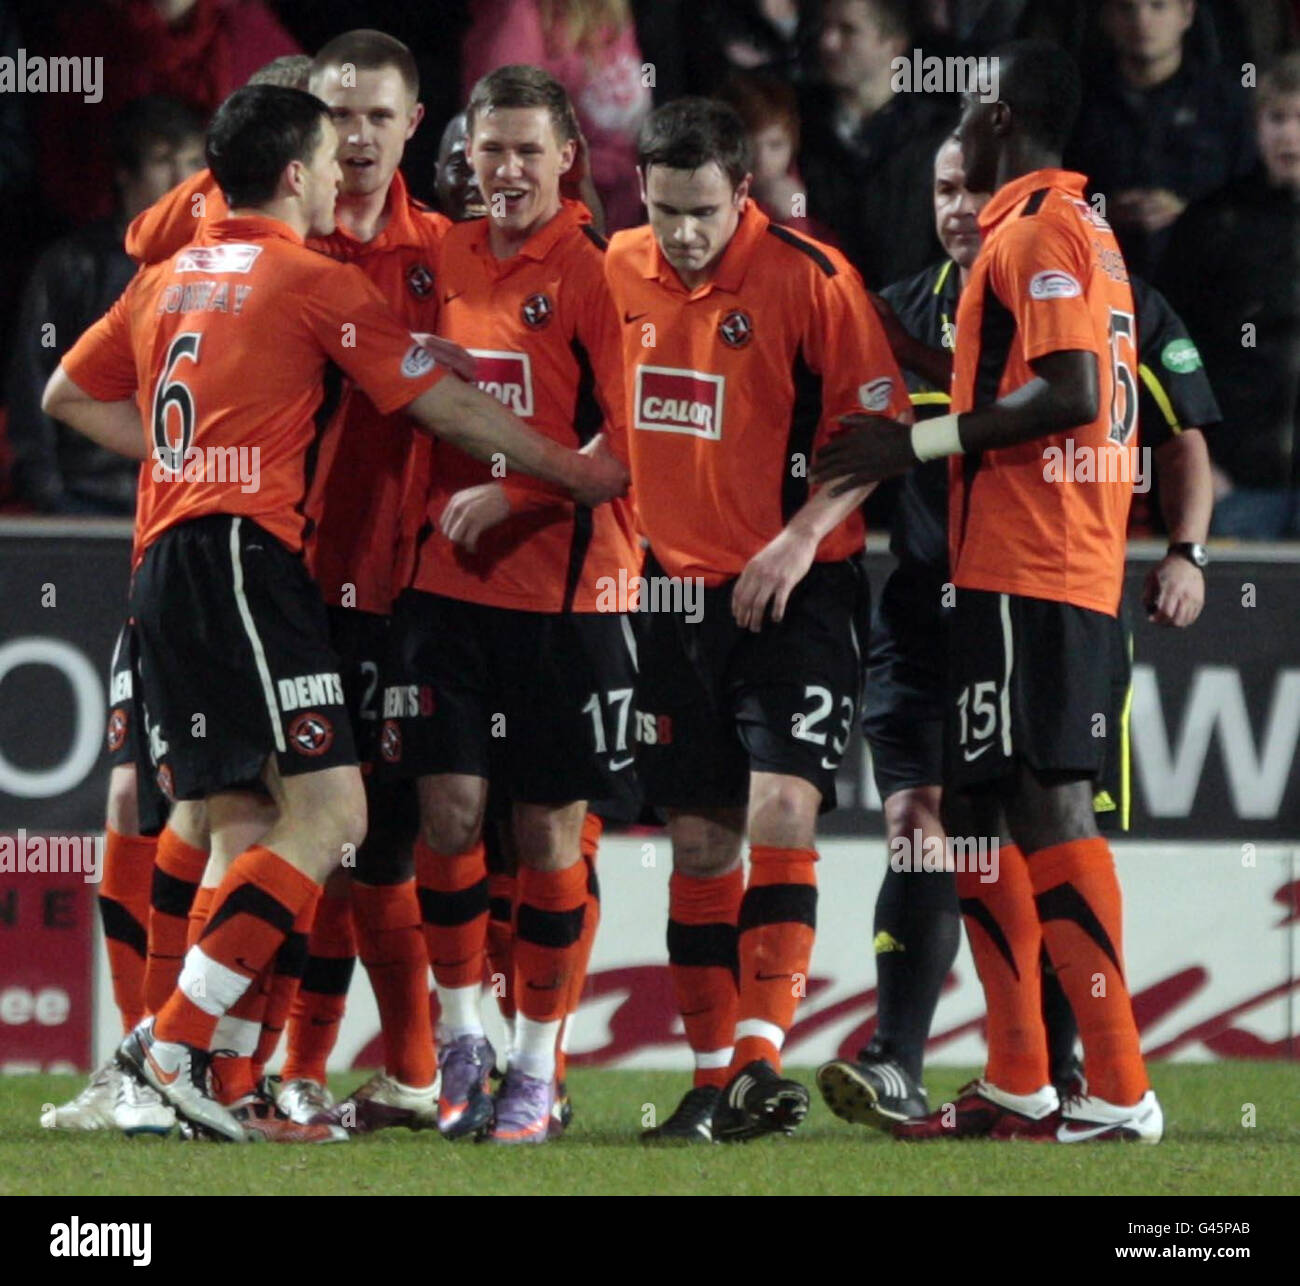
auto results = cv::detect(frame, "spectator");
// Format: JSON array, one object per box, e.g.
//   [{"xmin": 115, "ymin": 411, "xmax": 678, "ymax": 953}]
[
  {"xmin": 705, "ymin": 0, "xmax": 819, "ymax": 80},
  {"xmin": 36, "ymin": 0, "xmax": 299, "ymax": 226},
  {"xmin": 462, "ymin": 0, "xmax": 653, "ymax": 230},
  {"xmin": 719, "ymin": 70, "xmax": 833, "ymax": 238},
  {"xmin": 797, "ymin": 0, "xmax": 955, "ymax": 287},
  {"xmin": 1200, "ymin": 0, "xmax": 1298, "ymax": 69},
  {"xmin": 1067, "ymin": 0, "xmax": 1256, "ymax": 278},
  {"xmin": 1159, "ymin": 52, "xmax": 1300, "ymax": 538},
  {"xmin": 6, "ymin": 97, "xmax": 205, "ymax": 515}
]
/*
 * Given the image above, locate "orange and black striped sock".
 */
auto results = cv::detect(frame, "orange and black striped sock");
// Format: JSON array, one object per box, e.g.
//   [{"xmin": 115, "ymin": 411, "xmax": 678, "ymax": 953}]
[
  {"xmin": 732, "ymin": 846, "xmax": 817, "ymax": 1073},
  {"xmin": 283, "ymin": 891, "xmax": 355, "ymax": 1085},
  {"xmin": 186, "ymin": 885, "xmax": 215, "ymax": 951},
  {"xmin": 485, "ymin": 871, "xmax": 517, "ymax": 1027},
  {"xmin": 154, "ymin": 846, "xmax": 319, "ymax": 1050},
  {"xmin": 512, "ymin": 861, "xmax": 586, "ymax": 1081},
  {"xmin": 99, "ymin": 827, "xmax": 156, "ymax": 1033},
  {"xmin": 416, "ymin": 839, "xmax": 488, "ymax": 1034},
  {"xmin": 957, "ymin": 842, "xmax": 1050, "ymax": 1095},
  {"xmin": 353, "ymin": 879, "xmax": 436, "ymax": 1088},
  {"xmin": 145, "ymin": 826, "xmax": 207, "ymax": 1015},
  {"xmin": 556, "ymin": 816, "xmax": 604, "ymax": 1084},
  {"xmin": 251, "ymin": 902, "xmax": 312, "ymax": 1083},
  {"xmin": 668, "ymin": 865, "xmax": 743, "ymax": 1088},
  {"xmin": 1028, "ymin": 837, "xmax": 1149, "ymax": 1106}
]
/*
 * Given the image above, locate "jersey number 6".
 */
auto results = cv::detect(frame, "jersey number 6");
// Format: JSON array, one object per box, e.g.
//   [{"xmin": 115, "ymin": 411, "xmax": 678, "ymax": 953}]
[{"xmin": 151, "ymin": 331, "xmax": 202, "ymax": 473}]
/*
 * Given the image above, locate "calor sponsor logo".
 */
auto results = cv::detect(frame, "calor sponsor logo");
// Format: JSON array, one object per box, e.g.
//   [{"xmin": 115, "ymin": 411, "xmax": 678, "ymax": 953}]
[
  {"xmin": 634, "ymin": 366, "xmax": 724, "ymax": 440},
  {"xmin": 470, "ymin": 350, "xmax": 534, "ymax": 417}
]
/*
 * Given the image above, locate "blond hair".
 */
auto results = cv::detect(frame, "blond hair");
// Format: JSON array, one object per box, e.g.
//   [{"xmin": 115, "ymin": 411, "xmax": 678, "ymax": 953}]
[{"xmin": 540, "ymin": 0, "xmax": 630, "ymax": 55}]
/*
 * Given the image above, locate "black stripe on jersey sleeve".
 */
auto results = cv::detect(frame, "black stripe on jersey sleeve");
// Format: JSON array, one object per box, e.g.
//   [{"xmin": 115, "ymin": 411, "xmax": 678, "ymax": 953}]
[
  {"xmin": 782, "ymin": 343, "xmax": 822, "ymax": 522},
  {"xmin": 1020, "ymin": 188, "xmax": 1050, "ymax": 217},
  {"xmin": 562, "ymin": 334, "xmax": 601, "ymax": 611},
  {"xmin": 581, "ymin": 224, "xmax": 609, "ymax": 252},
  {"xmin": 766, "ymin": 224, "xmax": 837, "ymax": 277}
]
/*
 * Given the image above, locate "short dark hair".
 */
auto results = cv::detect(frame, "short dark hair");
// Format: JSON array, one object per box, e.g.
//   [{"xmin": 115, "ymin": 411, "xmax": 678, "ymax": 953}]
[
  {"xmin": 111, "ymin": 95, "xmax": 204, "ymax": 176},
  {"xmin": 862, "ymin": 0, "xmax": 912, "ymax": 39},
  {"xmin": 465, "ymin": 64, "xmax": 581, "ymax": 144},
  {"xmin": 311, "ymin": 28, "xmax": 419, "ymax": 100},
  {"xmin": 248, "ymin": 54, "xmax": 313, "ymax": 91},
  {"xmin": 637, "ymin": 97, "xmax": 752, "ymax": 189},
  {"xmin": 990, "ymin": 39, "xmax": 1081, "ymax": 153},
  {"xmin": 205, "ymin": 85, "xmax": 331, "ymax": 208}
]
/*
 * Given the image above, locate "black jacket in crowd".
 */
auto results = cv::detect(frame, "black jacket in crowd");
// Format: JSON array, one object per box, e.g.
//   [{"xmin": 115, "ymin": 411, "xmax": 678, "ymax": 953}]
[
  {"xmin": 1158, "ymin": 168, "xmax": 1300, "ymax": 491},
  {"xmin": 6, "ymin": 218, "xmax": 139, "ymax": 513}
]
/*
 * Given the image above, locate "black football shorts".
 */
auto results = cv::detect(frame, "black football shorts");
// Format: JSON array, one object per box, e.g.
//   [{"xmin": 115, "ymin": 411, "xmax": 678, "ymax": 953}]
[
  {"xmin": 944, "ymin": 587, "xmax": 1115, "ymax": 794},
  {"xmin": 636, "ymin": 556, "xmax": 869, "ymax": 813},
  {"xmin": 379, "ymin": 589, "xmax": 639, "ymax": 806},
  {"xmin": 129, "ymin": 514, "xmax": 357, "ymax": 804}
]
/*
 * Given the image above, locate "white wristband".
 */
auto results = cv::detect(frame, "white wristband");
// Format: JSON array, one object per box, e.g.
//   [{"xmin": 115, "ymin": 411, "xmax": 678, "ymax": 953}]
[{"xmin": 910, "ymin": 414, "xmax": 963, "ymax": 462}]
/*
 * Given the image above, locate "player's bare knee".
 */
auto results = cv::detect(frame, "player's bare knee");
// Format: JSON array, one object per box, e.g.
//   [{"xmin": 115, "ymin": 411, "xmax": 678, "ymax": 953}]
[
  {"xmin": 167, "ymin": 798, "xmax": 208, "ymax": 847},
  {"xmin": 747, "ymin": 775, "xmax": 819, "ymax": 849},
  {"xmin": 105, "ymin": 765, "xmax": 140, "ymax": 835},
  {"xmin": 884, "ymin": 787, "xmax": 943, "ymax": 841},
  {"xmin": 417, "ymin": 776, "xmax": 484, "ymax": 855},
  {"xmin": 668, "ymin": 813, "xmax": 744, "ymax": 877}
]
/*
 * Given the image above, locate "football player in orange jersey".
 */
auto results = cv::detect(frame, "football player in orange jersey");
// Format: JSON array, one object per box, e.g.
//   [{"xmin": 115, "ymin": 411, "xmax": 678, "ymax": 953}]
[
  {"xmin": 46, "ymin": 85, "xmax": 626, "ymax": 1142},
  {"xmin": 817, "ymin": 40, "xmax": 1162, "ymax": 1144},
  {"xmin": 271, "ymin": 29, "xmax": 450, "ymax": 1137},
  {"xmin": 380, "ymin": 66, "xmax": 637, "ymax": 1145},
  {"xmin": 602, "ymin": 98, "xmax": 909, "ymax": 1141}
]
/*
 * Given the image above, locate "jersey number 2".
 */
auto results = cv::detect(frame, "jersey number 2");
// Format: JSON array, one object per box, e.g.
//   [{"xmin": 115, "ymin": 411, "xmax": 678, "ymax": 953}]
[{"xmin": 151, "ymin": 332, "xmax": 202, "ymax": 472}]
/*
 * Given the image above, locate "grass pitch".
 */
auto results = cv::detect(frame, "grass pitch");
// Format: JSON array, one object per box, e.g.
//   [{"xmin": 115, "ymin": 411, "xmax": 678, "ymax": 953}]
[{"xmin": 4, "ymin": 1063, "xmax": 1297, "ymax": 1197}]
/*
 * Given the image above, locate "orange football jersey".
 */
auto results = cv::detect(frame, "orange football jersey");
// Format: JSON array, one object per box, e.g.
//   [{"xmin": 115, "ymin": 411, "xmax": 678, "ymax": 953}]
[
  {"xmin": 948, "ymin": 169, "xmax": 1137, "ymax": 616},
  {"xmin": 403, "ymin": 199, "xmax": 639, "ymax": 613},
  {"xmin": 62, "ymin": 215, "xmax": 447, "ymax": 561},
  {"xmin": 604, "ymin": 201, "xmax": 910, "ymax": 585},
  {"xmin": 126, "ymin": 168, "xmax": 450, "ymax": 614}
]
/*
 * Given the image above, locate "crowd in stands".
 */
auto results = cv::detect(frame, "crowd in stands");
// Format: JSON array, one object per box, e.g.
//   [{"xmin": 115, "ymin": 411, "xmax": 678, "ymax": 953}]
[{"xmin": 1, "ymin": 0, "xmax": 1296, "ymax": 537}]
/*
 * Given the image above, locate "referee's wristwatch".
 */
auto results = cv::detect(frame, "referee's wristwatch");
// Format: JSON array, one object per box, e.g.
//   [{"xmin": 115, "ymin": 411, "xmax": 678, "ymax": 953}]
[{"xmin": 1167, "ymin": 541, "xmax": 1209, "ymax": 569}]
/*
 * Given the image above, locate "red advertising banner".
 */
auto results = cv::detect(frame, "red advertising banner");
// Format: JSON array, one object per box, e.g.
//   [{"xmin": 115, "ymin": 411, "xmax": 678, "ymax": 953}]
[{"xmin": 0, "ymin": 836, "xmax": 96, "ymax": 1072}]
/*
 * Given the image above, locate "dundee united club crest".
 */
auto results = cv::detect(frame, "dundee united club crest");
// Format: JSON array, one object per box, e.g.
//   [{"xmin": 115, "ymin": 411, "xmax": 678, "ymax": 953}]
[
  {"xmin": 718, "ymin": 308, "xmax": 753, "ymax": 348},
  {"xmin": 288, "ymin": 712, "xmax": 334, "ymax": 757},
  {"xmin": 406, "ymin": 262, "xmax": 434, "ymax": 299},
  {"xmin": 521, "ymin": 292, "xmax": 553, "ymax": 329}
]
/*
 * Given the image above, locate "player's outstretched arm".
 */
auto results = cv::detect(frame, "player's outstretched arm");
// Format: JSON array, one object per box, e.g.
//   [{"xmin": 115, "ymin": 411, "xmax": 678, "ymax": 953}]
[
  {"xmin": 405, "ymin": 376, "xmax": 628, "ymax": 508},
  {"xmin": 41, "ymin": 367, "xmax": 146, "ymax": 461},
  {"xmin": 813, "ymin": 350, "xmax": 1099, "ymax": 493}
]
